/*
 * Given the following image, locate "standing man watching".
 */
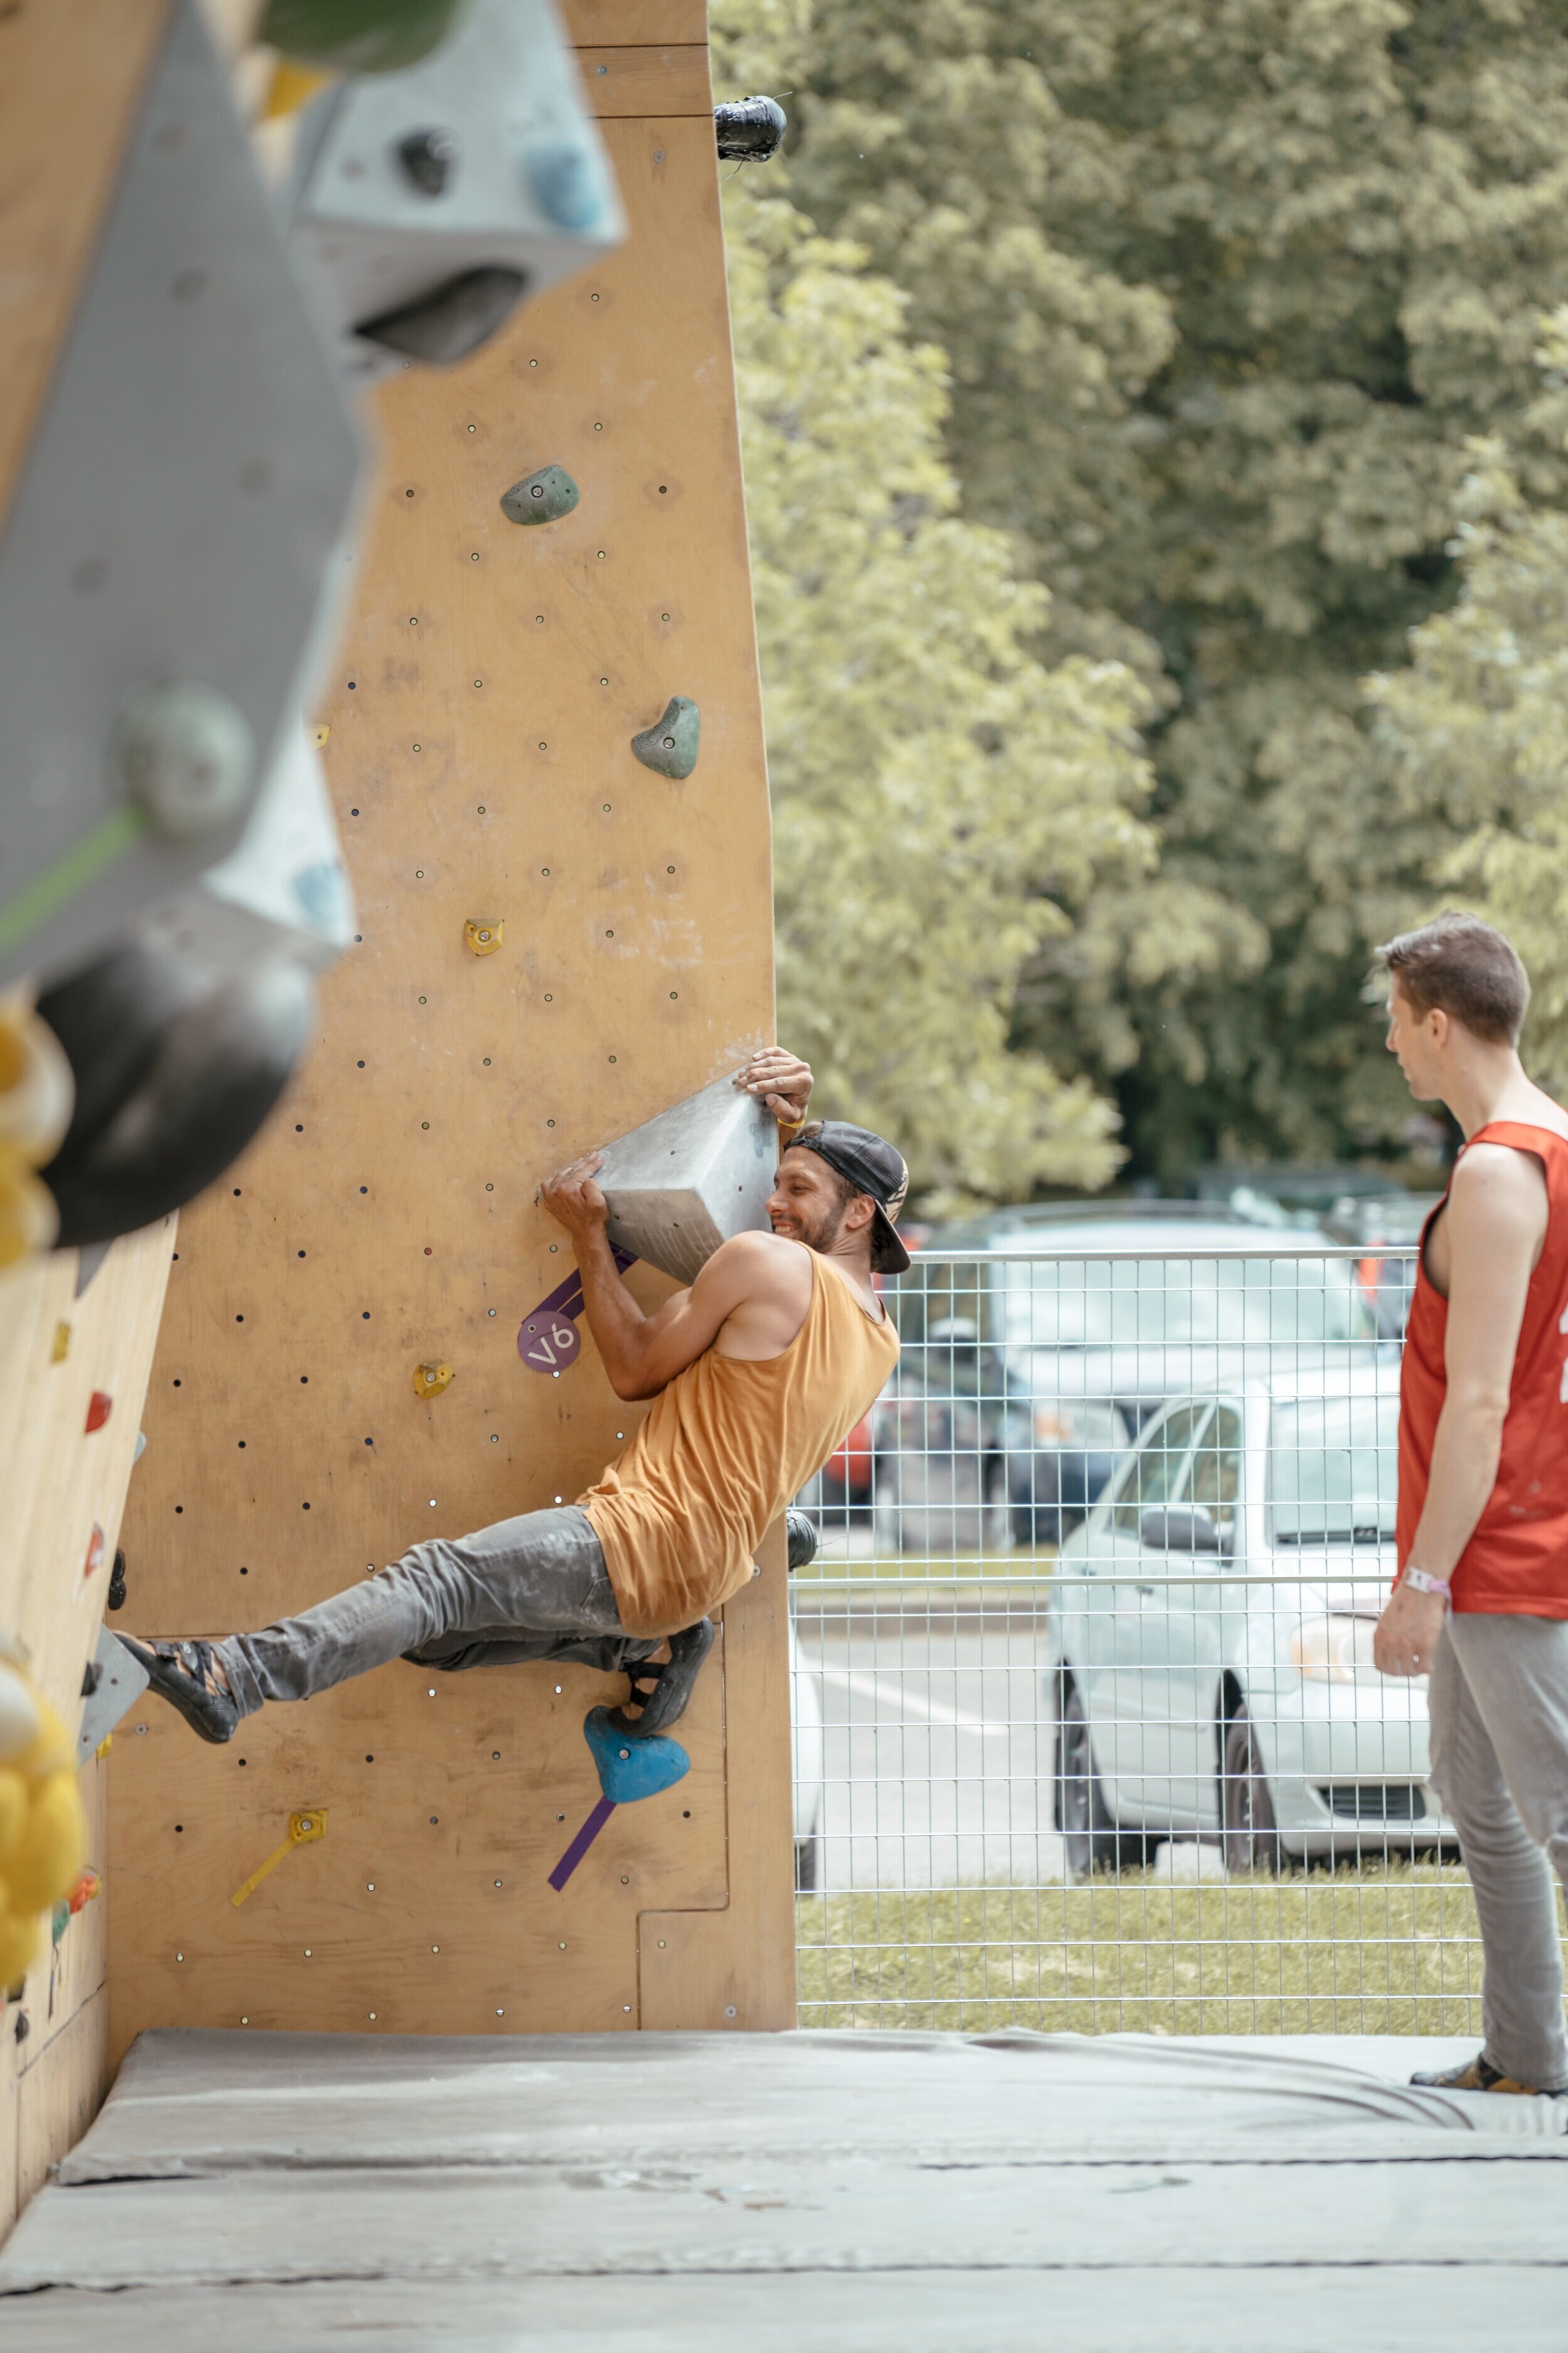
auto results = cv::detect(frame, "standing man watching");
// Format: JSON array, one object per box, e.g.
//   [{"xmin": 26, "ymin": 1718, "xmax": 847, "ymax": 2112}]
[{"xmin": 1375, "ymin": 913, "xmax": 1568, "ymax": 2101}]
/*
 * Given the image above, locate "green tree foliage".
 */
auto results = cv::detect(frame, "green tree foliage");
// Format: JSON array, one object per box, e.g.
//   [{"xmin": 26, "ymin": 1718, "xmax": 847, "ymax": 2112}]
[
  {"xmin": 781, "ymin": 0, "xmax": 1568, "ymax": 1175},
  {"xmin": 717, "ymin": 168, "xmax": 1161, "ymax": 1205},
  {"xmin": 1368, "ymin": 392, "xmax": 1568, "ymax": 1087}
]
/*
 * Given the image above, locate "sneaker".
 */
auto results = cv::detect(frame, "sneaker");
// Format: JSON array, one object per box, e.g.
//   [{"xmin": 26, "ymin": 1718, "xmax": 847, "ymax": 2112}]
[
  {"xmin": 1411, "ymin": 2051, "xmax": 1568, "ymax": 2098},
  {"xmin": 609, "ymin": 1616, "xmax": 715, "ymax": 1739},
  {"xmin": 114, "ymin": 1634, "xmax": 238, "ymax": 1745}
]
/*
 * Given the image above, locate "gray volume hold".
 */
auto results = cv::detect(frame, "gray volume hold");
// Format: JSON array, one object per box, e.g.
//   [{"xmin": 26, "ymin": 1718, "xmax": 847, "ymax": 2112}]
[
  {"xmin": 630, "ymin": 696, "xmax": 699, "ymax": 780},
  {"xmin": 594, "ymin": 1073, "xmax": 775, "ymax": 1285},
  {"xmin": 499, "ymin": 464, "xmax": 580, "ymax": 525}
]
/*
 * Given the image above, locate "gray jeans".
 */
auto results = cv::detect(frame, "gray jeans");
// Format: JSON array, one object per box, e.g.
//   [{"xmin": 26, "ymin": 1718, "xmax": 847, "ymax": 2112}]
[
  {"xmin": 216, "ymin": 1505, "xmax": 658, "ymax": 1721},
  {"xmin": 1427, "ymin": 1612, "xmax": 1568, "ymax": 2089}
]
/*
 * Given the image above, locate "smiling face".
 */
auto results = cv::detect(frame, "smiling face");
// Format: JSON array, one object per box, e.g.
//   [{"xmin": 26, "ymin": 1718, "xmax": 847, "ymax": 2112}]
[
  {"xmin": 1384, "ymin": 974, "xmax": 1449, "ymax": 1101},
  {"xmin": 767, "ymin": 1146, "xmax": 875, "ymax": 1257}
]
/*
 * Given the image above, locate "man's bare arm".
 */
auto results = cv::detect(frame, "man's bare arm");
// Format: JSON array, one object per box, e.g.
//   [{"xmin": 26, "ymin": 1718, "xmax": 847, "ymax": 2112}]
[
  {"xmin": 1375, "ymin": 1144, "xmax": 1544, "ymax": 1674},
  {"xmin": 540, "ymin": 1156, "xmax": 796, "ymax": 1399}
]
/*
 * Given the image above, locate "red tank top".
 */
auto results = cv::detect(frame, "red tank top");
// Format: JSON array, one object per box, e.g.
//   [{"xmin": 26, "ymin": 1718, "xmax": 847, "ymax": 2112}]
[{"xmin": 1398, "ymin": 1119, "xmax": 1568, "ymax": 1617}]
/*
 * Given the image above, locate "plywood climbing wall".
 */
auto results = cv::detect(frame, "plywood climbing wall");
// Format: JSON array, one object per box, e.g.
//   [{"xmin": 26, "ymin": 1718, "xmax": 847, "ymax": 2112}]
[{"xmin": 109, "ymin": 0, "xmax": 795, "ymax": 2056}]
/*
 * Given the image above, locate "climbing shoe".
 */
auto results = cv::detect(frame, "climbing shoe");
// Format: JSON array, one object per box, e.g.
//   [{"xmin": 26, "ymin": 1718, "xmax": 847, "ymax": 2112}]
[
  {"xmin": 1410, "ymin": 2051, "xmax": 1568, "ymax": 2099},
  {"xmin": 114, "ymin": 1634, "xmax": 238, "ymax": 1745},
  {"xmin": 787, "ymin": 1507, "xmax": 819, "ymax": 1573},
  {"xmin": 609, "ymin": 1616, "xmax": 715, "ymax": 1740}
]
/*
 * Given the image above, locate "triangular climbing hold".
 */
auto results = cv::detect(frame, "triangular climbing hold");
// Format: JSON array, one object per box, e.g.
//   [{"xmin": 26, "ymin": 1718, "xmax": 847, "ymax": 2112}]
[
  {"xmin": 630, "ymin": 696, "xmax": 699, "ymax": 779},
  {"xmin": 583, "ymin": 1706, "xmax": 689, "ymax": 1804}
]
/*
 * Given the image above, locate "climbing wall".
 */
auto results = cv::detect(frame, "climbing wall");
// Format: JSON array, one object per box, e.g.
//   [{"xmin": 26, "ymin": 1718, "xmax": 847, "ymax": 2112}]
[
  {"xmin": 0, "ymin": 0, "xmax": 181, "ymax": 2236},
  {"xmin": 109, "ymin": 0, "xmax": 796, "ymax": 2055}
]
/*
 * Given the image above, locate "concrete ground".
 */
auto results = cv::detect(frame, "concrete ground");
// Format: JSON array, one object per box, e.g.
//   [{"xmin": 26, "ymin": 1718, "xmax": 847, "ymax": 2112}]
[
  {"xmin": 1, "ymin": 2025, "xmax": 1563, "ymax": 2349},
  {"xmin": 795, "ymin": 1603, "xmax": 1100, "ymax": 1887}
]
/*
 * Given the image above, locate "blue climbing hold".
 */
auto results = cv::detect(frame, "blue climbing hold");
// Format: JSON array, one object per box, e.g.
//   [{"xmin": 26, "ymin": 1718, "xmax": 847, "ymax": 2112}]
[
  {"xmin": 526, "ymin": 142, "xmax": 604, "ymax": 232},
  {"xmin": 583, "ymin": 1706, "xmax": 689, "ymax": 1804}
]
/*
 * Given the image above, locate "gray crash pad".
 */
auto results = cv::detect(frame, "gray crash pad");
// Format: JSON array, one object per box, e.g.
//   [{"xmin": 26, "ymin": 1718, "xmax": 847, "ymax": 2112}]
[{"xmin": 4, "ymin": 2028, "xmax": 1564, "ymax": 2351}]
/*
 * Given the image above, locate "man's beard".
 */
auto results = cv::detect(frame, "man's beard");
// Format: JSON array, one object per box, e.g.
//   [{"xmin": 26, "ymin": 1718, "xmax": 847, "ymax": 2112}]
[{"xmin": 776, "ymin": 1196, "xmax": 846, "ymax": 1253}]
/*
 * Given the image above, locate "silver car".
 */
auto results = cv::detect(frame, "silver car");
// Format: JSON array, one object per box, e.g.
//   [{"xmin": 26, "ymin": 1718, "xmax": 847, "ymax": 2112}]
[
  {"xmin": 874, "ymin": 1211, "xmax": 1383, "ymax": 1550},
  {"xmin": 1043, "ymin": 1366, "xmax": 1453, "ymax": 1871}
]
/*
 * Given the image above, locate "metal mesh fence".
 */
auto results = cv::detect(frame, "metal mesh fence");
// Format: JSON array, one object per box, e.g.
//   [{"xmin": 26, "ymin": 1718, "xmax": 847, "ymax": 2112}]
[{"xmin": 790, "ymin": 1241, "xmax": 1517, "ymax": 2035}]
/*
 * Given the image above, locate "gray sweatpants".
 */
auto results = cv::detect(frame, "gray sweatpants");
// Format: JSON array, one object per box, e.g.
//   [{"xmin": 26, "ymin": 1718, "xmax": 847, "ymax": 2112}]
[
  {"xmin": 216, "ymin": 1505, "xmax": 658, "ymax": 1721},
  {"xmin": 1427, "ymin": 1612, "xmax": 1568, "ymax": 2090}
]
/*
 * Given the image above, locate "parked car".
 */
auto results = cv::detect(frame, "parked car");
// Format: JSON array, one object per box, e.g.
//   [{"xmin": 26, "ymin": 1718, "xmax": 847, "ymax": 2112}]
[
  {"xmin": 868, "ymin": 1313, "xmax": 1028, "ymax": 1554},
  {"xmin": 1323, "ymin": 1191, "xmax": 1442, "ymax": 1338},
  {"xmin": 1043, "ymin": 1365, "xmax": 1452, "ymax": 1873},
  {"xmin": 812, "ymin": 1409, "xmax": 876, "ymax": 1529},
  {"xmin": 876, "ymin": 1203, "xmax": 1385, "ymax": 1548}
]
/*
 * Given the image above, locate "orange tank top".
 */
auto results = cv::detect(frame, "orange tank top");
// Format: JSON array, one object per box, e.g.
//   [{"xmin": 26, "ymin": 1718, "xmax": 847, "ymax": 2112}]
[
  {"xmin": 1399, "ymin": 1119, "xmax": 1568, "ymax": 1617},
  {"xmin": 579, "ymin": 1251, "xmax": 899, "ymax": 1639}
]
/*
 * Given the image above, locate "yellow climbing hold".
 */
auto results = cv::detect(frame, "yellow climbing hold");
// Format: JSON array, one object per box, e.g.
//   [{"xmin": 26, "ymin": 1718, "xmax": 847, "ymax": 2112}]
[
  {"xmin": 51, "ymin": 1321, "xmax": 71, "ymax": 1364},
  {"xmin": 313, "ymin": 723, "xmax": 331, "ymax": 748},
  {"xmin": 0, "ymin": 1659, "xmax": 85, "ymax": 1991},
  {"xmin": 414, "ymin": 1359, "xmax": 455, "ymax": 1399},
  {"xmin": 262, "ymin": 57, "xmax": 333, "ymax": 121},
  {"xmin": 0, "ymin": 993, "xmax": 73, "ymax": 1269},
  {"xmin": 464, "ymin": 920, "xmax": 503, "ymax": 957},
  {"xmin": 231, "ymin": 1808, "xmax": 326, "ymax": 1908}
]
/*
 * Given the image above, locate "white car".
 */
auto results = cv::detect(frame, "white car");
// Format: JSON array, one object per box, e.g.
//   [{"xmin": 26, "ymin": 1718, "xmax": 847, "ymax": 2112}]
[{"xmin": 1043, "ymin": 1366, "xmax": 1453, "ymax": 1871}]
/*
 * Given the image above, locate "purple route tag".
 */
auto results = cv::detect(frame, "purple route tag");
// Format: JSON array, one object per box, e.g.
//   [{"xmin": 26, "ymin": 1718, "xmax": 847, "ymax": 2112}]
[
  {"xmin": 517, "ymin": 1305, "xmax": 582, "ymax": 1376},
  {"xmin": 517, "ymin": 1250, "xmax": 636, "ymax": 1377},
  {"xmin": 549, "ymin": 1794, "xmax": 616, "ymax": 1890}
]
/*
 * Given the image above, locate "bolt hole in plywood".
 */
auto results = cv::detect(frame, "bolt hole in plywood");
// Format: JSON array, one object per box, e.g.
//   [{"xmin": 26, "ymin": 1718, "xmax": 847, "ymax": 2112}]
[{"xmin": 110, "ymin": 26, "xmax": 793, "ymax": 2049}]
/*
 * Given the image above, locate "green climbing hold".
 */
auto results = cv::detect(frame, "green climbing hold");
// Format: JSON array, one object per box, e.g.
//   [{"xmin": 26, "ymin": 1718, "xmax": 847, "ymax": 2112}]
[
  {"xmin": 499, "ymin": 465, "xmax": 580, "ymax": 527},
  {"xmin": 259, "ymin": 0, "xmax": 465, "ymax": 73},
  {"xmin": 631, "ymin": 697, "xmax": 700, "ymax": 780}
]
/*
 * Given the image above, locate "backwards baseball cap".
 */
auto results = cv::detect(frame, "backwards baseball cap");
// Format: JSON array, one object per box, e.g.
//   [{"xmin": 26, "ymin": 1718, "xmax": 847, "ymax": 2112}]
[{"xmin": 784, "ymin": 1119, "xmax": 911, "ymax": 1274}]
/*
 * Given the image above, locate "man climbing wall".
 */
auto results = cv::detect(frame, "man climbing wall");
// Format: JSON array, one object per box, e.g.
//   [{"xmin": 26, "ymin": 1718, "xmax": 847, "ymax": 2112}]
[{"xmin": 119, "ymin": 1067, "xmax": 908, "ymax": 1758}]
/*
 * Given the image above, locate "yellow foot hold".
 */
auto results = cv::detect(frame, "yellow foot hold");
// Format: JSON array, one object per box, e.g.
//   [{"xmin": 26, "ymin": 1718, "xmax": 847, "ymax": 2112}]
[
  {"xmin": 231, "ymin": 1808, "xmax": 326, "ymax": 1909},
  {"xmin": 414, "ymin": 1359, "xmax": 454, "ymax": 1399},
  {"xmin": 464, "ymin": 919, "xmax": 503, "ymax": 956}
]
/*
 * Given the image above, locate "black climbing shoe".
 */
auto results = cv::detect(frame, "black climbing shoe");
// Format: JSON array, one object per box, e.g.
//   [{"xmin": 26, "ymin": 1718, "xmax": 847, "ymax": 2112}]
[
  {"xmin": 787, "ymin": 1507, "xmax": 819, "ymax": 1573},
  {"xmin": 609, "ymin": 1617, "xmax": 716, "ymax": 1740},
  {"xmin": 1410, "ymin": 2051, "xmax": 1568, "ymax": 2099},
  {"xmin": 114, "ymin": 1634, "xmax": 239, "ymax": 1745}
]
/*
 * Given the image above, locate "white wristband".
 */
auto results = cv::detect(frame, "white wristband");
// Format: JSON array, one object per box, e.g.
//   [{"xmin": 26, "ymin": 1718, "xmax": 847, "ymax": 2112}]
[{"xmin": 1402, "ymin": 1567, "xmax": 1451, "ymax": 1602}]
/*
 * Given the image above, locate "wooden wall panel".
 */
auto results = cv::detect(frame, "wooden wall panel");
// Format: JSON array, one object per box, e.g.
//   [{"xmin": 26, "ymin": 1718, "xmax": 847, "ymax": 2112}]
[
  {"xmin": 110, "ymin": 28, "xmax": 795, "ymax": 2057},
  {"xmin": 577, "ymin": 46, "xmax": 711, "ymax": 114},
  {"xmin": 561, "ymin": 1, "xmax": 709, "ymax": 41},
  {"xmin": 0, "ymin": 1300, "xmax": 156, "ymax": 2249}
]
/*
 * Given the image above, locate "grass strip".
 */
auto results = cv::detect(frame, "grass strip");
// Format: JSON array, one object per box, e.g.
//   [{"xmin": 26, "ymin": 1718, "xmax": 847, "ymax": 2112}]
[{"xmin": 795, "ymin": 1860, "xmax": 1517, "ymax": 2037}]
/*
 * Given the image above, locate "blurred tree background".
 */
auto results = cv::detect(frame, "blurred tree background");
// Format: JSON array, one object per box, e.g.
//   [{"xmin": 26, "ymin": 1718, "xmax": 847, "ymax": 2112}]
[
  {"xmin": 714, "ymin": 0, "xmax": 1568, "ymax": 1198},
  {"xmin": 1368, "ymin": 325, "xmax": 1568, "ymax": 1090}
]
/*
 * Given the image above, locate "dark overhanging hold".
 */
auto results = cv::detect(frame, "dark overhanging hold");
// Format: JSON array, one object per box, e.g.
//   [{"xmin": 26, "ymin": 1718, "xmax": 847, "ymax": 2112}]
[
  {"xmin": 397, "ymin": 127, "xmax": 460, "ymax": 197},
  {"xmin": 630, "ymin": 696, "xmax": 700, "ymax": 780},
  {"xmin": 714, "ymin": 95, "xmax": 788, "ymax": 163},
  {"xmin": 355, "ymin": 266, "xmax": 527, "ymax": 366},
  {"xmin": 35, "ymin": 942, "xmax": 315, "ymax": 1247},
  {"xmin": 500, "ymin": 464, "xmax": 580, "ymax": 525}
]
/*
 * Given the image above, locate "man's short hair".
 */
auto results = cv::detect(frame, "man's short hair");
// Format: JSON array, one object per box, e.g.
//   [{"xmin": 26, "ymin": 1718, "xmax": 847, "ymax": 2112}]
[{"xmin": 1373, "ymin": 911, "xmax": 1529, "ymax": 1046}]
